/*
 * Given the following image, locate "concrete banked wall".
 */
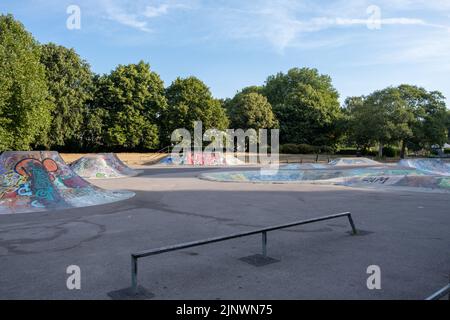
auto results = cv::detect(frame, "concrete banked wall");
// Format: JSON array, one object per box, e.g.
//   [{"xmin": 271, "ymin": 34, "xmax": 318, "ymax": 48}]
[
  {"xmin": 199, "ymin": 158, "xmax": 450, "ymax": 192},
  {"xmin": 0, "ymin": 151, "xmax": 134, "ymax": 214}
]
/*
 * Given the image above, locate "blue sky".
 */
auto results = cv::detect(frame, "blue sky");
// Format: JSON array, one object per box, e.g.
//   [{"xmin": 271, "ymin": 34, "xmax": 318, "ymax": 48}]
[{"xmin": 2, "ymin": 0, "xmax": 450, "ymax": 105}]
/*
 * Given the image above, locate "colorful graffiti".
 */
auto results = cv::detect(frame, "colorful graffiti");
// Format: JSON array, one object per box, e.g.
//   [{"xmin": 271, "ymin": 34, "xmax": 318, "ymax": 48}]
[
  {"xmin": 279, "ymin": 158, "xmax": 381, "ymax": 170},
  {"xmin": 398, "ymin": 158, "xmax": 450, "ymax": 176},
  {"xmin": 199, "ymin": 165, "xmax": 450, "ymax": 192},
  {"xmin": 328, "ymin": 157, "xmax": 381, "ymax": 166},
  {"xmin": 159, "ymin": 152, "xmax": 244, "ymax": 166},
  {"xmin": 0, "ymin": 151, "xmax": 135, "ymax": 214},
  {"xmin": 70, "ymin": 153, "xmax": 141, "ymax": 179}
]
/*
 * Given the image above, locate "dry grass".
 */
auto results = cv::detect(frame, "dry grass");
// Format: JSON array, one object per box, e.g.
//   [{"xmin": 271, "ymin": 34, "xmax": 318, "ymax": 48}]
[
  {"xmin": 59, "ymin": 152, "xmax": 356, "ymax": 165},
  {"xmin": 60, "ymin": 152, "xmax": 168, "ymax": 165}
]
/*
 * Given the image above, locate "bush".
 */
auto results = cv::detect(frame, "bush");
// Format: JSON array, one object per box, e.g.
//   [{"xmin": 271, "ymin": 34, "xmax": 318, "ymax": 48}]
[
  {"xmin": 280, "ymin": 144, "xmax": 334, "ymax": 154},
  {"xmin": 444, "ymin": 148, "xmax": 450, "ymax": 154},
  {"xmin": 336, "ymin": 148, "xmax": 357, "ymax": 155},
  {"xmin": 317, "ymin": 145, "xmax": 335, "ymax": 154},
  {"xmin": 297, "ymin": 144, "xmax": 316, "ymax": 154},
  {"xmin": 383, "ymin": 146, "xmax": 399, "ymax": 158},
  {"xmin": 280, "ymin": 144, "xmax": 301, "ymax": 154},
  {"xmin": 280, "ymin": 144, "xmax": 314, "ymax": 154},
  {"xmin": 362, "ymin": 149, "xmax": 377, "ymax": 157}
]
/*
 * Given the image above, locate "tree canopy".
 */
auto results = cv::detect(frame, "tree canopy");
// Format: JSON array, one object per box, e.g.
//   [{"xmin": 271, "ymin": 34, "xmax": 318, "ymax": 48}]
[
  {"xmin": 40, "ymin": 43, "xmax": 93, "ymax": 150},
  {"xmin": 397, "ymin": 84, "xmax": 448, "ymax": 153},
  {"xmin": 344, "ymin": 85, "xmax": 448, "ymax": 157},
  {"xmin": 226, "ymin": 92, "xmax": 278, "ymax": 130},
  {"xmin": 92, "ymin": 61, "xmax": 167, "ymax": 151},
  {"xmin": 264, "ymin": 68, "xmax": 342, "ymax": 146},
  {"xmin": 162, "ymin": 76, "xmax": 229, "ymax": 145},
  {"xmin": 0, "ymin": 14, "xmax": 53, "ymax": 150}
]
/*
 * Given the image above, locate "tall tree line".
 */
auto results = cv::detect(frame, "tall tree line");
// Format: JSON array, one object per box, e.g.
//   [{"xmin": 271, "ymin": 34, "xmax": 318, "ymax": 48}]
[{"xmin": 1, "ymin": 14, "xmax": 449, "ymax": 156}]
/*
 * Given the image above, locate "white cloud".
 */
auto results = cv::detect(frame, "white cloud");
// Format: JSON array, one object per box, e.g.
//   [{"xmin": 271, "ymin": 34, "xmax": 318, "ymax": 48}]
[
  {"xmin": 144, "ymin": 4, "xmax": 170, "ymax": 18},
  {"xmin": 101, "ymin": 0, "xmax": 191, "ymax": 32},
  {"xmin": 208, "ymin": 1, "xmax": 448, "ymax": 52},
  {"xmin": 105, "ymin": 8, "xmax": 151, "ymax": 32}
]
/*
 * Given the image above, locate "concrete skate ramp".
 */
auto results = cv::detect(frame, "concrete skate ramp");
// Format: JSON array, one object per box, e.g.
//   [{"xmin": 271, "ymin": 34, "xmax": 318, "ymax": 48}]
[
  {"xmin": 328, "ymin": 157, "xmax": 381, "ymax": 166},
  {"xmin": 280, "ymin": 163, "xmax": 328, "ymax": 170},
  {"xmin": 398, "ymin": 158, "xmax": 450, "ymax": 176},
  {"xmin": 70, "ymin": 153, "xmax": 141, "ymax": 179},
  {"xmin": 0, "ymin": 151, "xmax": 135, "ymax": 214},
  {"xmin": 280, "ymin": 157, "xmax": 380, "ymax": 170},
  {"xmin": 200, "ymin": 167, "xmax": 450, "ymax": 192},
  {"xmin": 158, "ymin": 152, "xmax": 244, "ymax": 166}
]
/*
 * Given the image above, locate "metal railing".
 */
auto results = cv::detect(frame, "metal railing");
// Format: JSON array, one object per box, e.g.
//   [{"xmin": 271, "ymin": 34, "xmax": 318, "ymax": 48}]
[
  {"xmin": 130, "ymin": 212, "xmax": 357, "ymax": 293},
  {"xmin": 425, "ymin": 282, "xmax": 450, "ymax": 300}
]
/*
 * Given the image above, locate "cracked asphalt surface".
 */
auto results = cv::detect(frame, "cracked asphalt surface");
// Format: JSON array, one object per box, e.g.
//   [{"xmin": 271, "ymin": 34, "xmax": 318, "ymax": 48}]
[{"xmin": 0, "ymin": 165, "xmax": 449, "ymax": 299}]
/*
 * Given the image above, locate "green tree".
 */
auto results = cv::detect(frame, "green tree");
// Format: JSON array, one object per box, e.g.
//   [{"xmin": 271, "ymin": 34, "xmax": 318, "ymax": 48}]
[
  {"xmin": 226, "ymin": 92, "xmax": 278, "ymax": 130},
  {"xmin": 0, "ymin": 14, "xmax": 53, "ymax": 150},
  {"xmin": 162, "ymin": 76, "xmax": 229, "ymax": 145},
  {"xmin": 397, "ymin": 85, "xmax": 448, "ymax": 156},
  {"xmin": 93, "ymin": 61, "xmax": 167, "ymax": 151},
  {"xmin": 40, "ymin": 43, "xmax": 93, "ymax": 150},
  {"xmin": 79, "ymin": 106, "xmax": 109, "ymax": 152},
  {"xmin": 263, "ymin": 68, "xmax": 342, "ymax": 146},
  {"xmin": 238, "ymin": 85, "xmax": 265, "ymax": 96},
  {"xmin": 347, "ymin": 87, "xmax": 414, "ymax": 157},
  {"xmin": 342, "ymin": 96, "xmax": 373, "ymax": 151},
  {"xmin": 447, "ymin": 110, "xmax": 450, "ymax": 143}
]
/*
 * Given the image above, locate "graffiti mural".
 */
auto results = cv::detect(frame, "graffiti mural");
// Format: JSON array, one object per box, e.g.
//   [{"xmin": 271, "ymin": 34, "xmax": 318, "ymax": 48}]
[
  {"xmin": 159, "ymin": 152, "xmax": 244, "ymax": 166},
  {"xmin": 398, "ymin": 158, "xmax": 450, "ymax": 176},
  {"xmin": 13, "ymin": 157, "xmax": 66, "ymax": 208},
  {"xmin": 0, "ymin": 151, "xmax": 135, "ymax": 214},
  {"xmin": 70, "ymin": 153, "xmax": 141, "ymax": 179},
  {"xmin": 199, "ymin": 163, "xmax": 450, "ymax": 193}
]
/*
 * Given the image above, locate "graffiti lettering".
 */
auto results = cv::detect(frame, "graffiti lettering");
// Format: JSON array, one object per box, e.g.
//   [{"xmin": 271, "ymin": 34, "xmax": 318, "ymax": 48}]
[{"xmin": 362, "ymin": 176, "xmax": 389, "ymax": 184}]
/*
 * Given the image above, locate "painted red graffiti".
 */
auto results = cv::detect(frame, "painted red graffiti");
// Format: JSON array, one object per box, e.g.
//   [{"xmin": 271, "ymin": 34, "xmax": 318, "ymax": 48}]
[{"xmin": 15, "ymin": 158, "xmax": 58, "ymax": 178}]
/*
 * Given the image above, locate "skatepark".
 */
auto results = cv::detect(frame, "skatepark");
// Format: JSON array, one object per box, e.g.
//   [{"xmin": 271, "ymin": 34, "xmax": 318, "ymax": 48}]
[{"xmin": 0, "ymin": 152, "xmax": 449, "ymax": 299}]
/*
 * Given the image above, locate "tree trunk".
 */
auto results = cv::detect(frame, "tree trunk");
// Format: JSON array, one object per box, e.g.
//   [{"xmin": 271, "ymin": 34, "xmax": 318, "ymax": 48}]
[
  {"xmin": 378, "ymin": 143, "xmax": 384, "ymax": 158},
  {"xmin": 400, "ymin": 140, "xmax": 406, "ymax": 159}
]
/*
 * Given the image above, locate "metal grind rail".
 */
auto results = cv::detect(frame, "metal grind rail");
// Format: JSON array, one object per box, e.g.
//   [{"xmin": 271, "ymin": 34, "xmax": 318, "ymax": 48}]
[
  {"xmin": 130, "ymin": 212, "xmax": 358, "ymax": 293},
  {"xmin": 426, "ymin": 282, "xmax": 450, "ymax": 300}
]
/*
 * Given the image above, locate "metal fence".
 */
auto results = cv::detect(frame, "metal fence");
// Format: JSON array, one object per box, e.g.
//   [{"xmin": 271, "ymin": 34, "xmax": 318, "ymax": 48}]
[{"xmin": 130, "ymin": 212, "xmax": 357, "ymax": 293}]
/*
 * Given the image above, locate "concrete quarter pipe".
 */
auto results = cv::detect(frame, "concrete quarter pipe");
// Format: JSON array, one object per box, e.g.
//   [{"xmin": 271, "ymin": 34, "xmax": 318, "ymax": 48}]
[
  {"xmin": 0, "ymin": 151, "xmax": 135, "ymax": 214},
  {"xmin": 70, "ymin": 153, "xmax": 141, "ymax": 179}
]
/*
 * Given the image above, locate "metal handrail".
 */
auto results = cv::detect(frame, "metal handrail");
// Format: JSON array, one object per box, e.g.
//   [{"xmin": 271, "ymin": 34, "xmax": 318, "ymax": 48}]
[
  {"xmin": 425, "ymin": 283, "xmax": 450, "ymax": 300},
  {"xmin": 130, "ymin": 212, "xmax": 357, "ymax": 293},
  {"xmin": 143, "ymin": 145, "xmax": 172, "ymax": 163}
]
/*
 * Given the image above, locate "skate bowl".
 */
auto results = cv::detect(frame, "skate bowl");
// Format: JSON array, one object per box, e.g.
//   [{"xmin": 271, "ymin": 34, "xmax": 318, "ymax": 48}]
[
  {"xmin": 398, "ymin": 158, "xmax": 450, "ymax": 176},
  {"xmin": 158, "ymin": 152, "xmax": 245, "ymax": 166},
  {"xmin": 280, "ymin": 157, "xmax": 381, "ymax": 170},
  {"xmin": 0, "ymin": 151, "xmax": 135, "ymax": 214},
  {"xmin": 199, "ymin": 166, "xmax": 450, "ymax": 193},
  {"xmin": 328, "ymin": 157, "xmax": 381, "ymax": 166},
  {"xmin": 70, "ymin": 153, "xmax": 142, "ymax": 179}
]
